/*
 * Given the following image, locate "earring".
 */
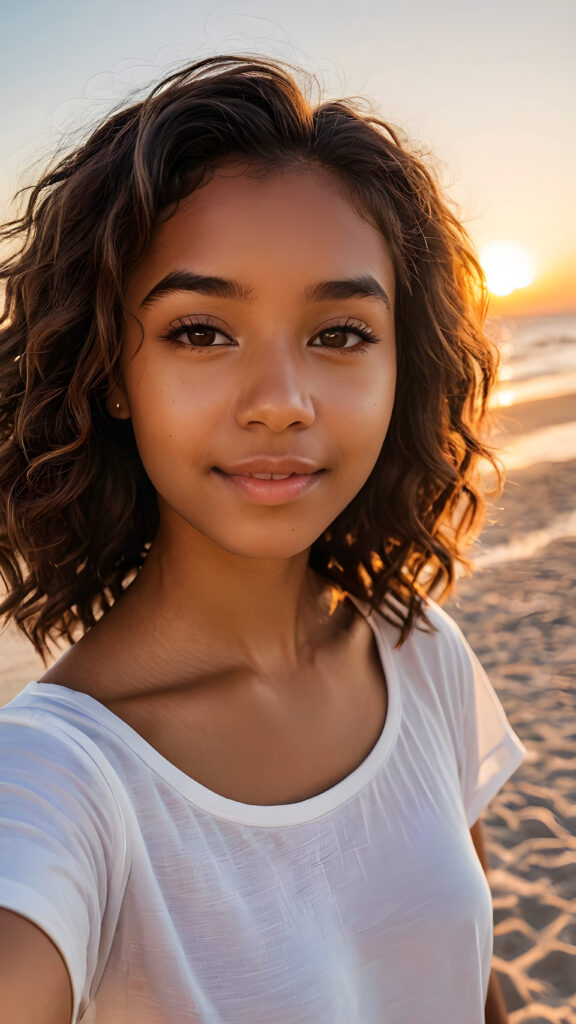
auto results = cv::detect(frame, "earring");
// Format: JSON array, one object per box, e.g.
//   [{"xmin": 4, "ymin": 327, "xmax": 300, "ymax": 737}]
[{"xmin": 115, "ymin": 403, "xmax": 121, "ymax": 410}]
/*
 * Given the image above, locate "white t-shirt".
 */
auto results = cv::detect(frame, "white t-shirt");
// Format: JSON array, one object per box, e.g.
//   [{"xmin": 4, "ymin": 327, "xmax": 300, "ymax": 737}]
[{"xmin": 0, "ymin": 597, "xmax": 525, "ymax": 1024}]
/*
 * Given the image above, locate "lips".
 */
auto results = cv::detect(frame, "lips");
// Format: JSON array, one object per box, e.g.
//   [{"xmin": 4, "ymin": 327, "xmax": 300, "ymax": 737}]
[
  {"xmin": 216, "ymin": 469, "xmax": 317, "ymax": 480},
  {"xmin": 215, "ymin": 457, "xmax": 323, "ymax": 476},
  {"xmin": 214, "ymin": 468, "xmax": 325, "ymax": 504},
  {"xmin": 242, "ymin": 472, "xmax": 295, "ymax": 480}
]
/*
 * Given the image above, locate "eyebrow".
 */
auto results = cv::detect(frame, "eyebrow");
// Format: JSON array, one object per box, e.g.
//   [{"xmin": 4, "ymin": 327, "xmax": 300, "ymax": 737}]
[{"xmin": 139, "ymin": 271, "xmax": 391, "ymax": 310}]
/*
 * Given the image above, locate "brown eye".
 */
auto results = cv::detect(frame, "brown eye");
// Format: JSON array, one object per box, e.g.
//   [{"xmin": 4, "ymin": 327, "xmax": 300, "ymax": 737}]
[
  {"xmin": 311, "ymin": 325, "xmax": 379, "ymax": 353},
  {"xmin": 181, "ymin": 327, "xmax": 218, "ymax": 346},
  {"xmin": 320, "ymin": 329, "xmax": 348, "ymax": 348},
  {"xmin": 162, "ymin": 320, "xmax": 232, "ymax": 350}
]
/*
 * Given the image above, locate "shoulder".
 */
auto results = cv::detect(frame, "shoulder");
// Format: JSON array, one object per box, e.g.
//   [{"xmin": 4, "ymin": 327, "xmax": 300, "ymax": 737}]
[
  {"xmin": 373, "ymin": 594, "xmax": 475, "ymax": 672},
  {"xmin": 0, "ymin": 695, "xmax": 128, "ymax": 830},
  {"xmin": 413, "ymin": 599, "xmax": 481, "ymax": 693},
  {"xmin": 0, "ymin": 698, "xmax": 131, "ymax": 1023},
  {"xmin": 370, "ymin": 596, "xmax": 483, "ymax": 726},
  {"xmin": 417, "ymin": 599, "xmax": 473, "ymax": 660}
]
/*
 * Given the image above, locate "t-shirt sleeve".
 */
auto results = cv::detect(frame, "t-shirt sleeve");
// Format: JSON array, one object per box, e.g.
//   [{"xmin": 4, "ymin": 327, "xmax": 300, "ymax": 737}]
[
  {"xmin": 0, "ymin": 711, "xmax": 129, "ymax": 1022},
  {"xmin": 455, "ymin": 637, "xmax": 526, "ymax": 828}
]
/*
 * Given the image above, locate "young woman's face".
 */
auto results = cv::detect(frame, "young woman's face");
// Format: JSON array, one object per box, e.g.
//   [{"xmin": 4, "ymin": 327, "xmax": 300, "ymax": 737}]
[{"xmin": 114, "ymin": 163, "xmax": 397, "ymax": 560}]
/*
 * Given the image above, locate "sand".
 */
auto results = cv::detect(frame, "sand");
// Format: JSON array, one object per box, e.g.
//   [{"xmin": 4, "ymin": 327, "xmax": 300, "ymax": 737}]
[
  {"xmin": 444, "ymin": 393, "xmax": 576, "ymax": 1022},
  {"xmin": 1, "ymin": 390, "xmax": 575, "ymax": 1021}
]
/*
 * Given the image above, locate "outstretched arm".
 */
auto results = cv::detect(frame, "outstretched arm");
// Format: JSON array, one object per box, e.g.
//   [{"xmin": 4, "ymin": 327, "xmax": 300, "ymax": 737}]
[{"xmin": 0, "ymin": 908, "xmax": 73, "ymax": 1024}]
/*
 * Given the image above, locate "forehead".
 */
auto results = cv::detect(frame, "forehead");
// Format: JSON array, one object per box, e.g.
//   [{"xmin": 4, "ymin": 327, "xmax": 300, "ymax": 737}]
[{"xmin": 130, "ymin": 163, "xmax": 395, "ymax": 298}]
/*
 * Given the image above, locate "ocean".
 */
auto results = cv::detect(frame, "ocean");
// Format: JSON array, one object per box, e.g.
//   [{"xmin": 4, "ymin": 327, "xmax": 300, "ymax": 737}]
[
  {"xmin": 486, "ymin": 311, "xmax": 576, "ymax": 469},
  {"xmin": 474, "ymin": 310, "xmax": 576, "ymax": 568},
  {"xmin": 488, "ymin": 311, "xmax": 576, "ymax": 404}
]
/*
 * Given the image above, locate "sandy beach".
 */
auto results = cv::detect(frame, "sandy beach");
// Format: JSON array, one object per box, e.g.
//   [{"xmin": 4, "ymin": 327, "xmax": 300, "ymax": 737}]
[
  {"xmin": 445, "ymin": 391, "xmax": 576, "ymax": 1022},
  {"xmin": 1, "ymin": 389, "xmax": 575, "ymax": 1021}
]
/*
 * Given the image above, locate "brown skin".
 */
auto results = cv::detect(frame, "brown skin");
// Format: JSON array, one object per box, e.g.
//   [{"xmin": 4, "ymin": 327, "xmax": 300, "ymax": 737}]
[
  {"xmin": 0, "ymin": 908, "xmax": 73, "ymax": 1024},
  {"xmin": 103, "ymin": 162, "xmax": 397, "ymax": 687},
  {"xmin": 31, "ymin": 163, "xmax": 506, "ymax": 1018}
]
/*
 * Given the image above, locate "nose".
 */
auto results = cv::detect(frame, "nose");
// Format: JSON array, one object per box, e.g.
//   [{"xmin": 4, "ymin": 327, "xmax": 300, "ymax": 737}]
[{"xmin": 235, "ymin": 345, "xmax": 316, "ymax": 432}]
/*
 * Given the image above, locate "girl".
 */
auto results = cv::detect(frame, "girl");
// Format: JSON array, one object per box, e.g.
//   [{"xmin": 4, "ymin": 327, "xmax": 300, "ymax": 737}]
[{"xmin": 0, "ymin": 54, "xmax": 525, "ymax": 1023}]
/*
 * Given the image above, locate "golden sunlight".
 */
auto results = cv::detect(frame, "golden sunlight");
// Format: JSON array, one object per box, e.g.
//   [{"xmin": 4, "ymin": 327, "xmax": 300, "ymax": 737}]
[{"xmin": 480, "ymin": 241, "xmax": 536, "ymax": 296}]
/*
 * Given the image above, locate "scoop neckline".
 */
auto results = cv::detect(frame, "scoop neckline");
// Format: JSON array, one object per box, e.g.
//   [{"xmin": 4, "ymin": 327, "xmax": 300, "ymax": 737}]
[{"xmin": 20, "ymin": 595, "xmax": 401, "ymax": 827}]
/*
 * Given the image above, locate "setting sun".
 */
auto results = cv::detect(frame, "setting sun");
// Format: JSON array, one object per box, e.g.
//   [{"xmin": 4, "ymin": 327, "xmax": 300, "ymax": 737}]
[{"xmin": 480, "ymin": 241, "xmax": 536, "ymax": 297}]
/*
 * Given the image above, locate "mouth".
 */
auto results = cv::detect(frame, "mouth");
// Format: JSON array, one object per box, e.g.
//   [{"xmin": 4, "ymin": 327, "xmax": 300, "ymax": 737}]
[
  {"xmin": 213, "ymin": 469, "xmax": 323, "ymax": 480},
  {"xmin": 212, "ymin": 468, "xmax": 325, "ymax": 504}
]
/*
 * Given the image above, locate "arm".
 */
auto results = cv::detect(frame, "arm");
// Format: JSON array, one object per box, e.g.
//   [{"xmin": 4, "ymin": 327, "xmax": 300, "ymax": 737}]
[
  {"xmin": 0, "ymin": 908, "xmax": 73, "ymax": 1024},
  {"xmin": 470, "ymin": 819, "xmax": 509, "ymax": 1024},
  {"xmin": 0, "ymin": 717, "xmax": 128, "ymax": 1024}
]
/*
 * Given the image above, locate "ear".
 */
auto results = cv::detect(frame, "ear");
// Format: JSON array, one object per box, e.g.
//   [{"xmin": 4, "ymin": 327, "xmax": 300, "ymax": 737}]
[{"xmin": 105, "ymin": 379, "xmax": 131, "ymax": 421}]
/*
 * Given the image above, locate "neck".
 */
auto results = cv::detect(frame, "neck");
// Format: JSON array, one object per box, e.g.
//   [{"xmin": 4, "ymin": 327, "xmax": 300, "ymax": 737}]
[{"xmin": 112, "ymin": 523, "xmax": 349, "ymax": 680}]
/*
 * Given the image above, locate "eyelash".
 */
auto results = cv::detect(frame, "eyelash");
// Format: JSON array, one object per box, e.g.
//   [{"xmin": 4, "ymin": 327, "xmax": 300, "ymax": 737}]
[{"xmin": 160, "ymin": 316, "xmax": 380, "ymax": 356}]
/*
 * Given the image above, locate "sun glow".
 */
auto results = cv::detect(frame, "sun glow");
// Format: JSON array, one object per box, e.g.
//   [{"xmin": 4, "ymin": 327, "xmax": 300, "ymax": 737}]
[{"xmin": 480, "ymin": 241, "xmax": 535, "ymax": 296}]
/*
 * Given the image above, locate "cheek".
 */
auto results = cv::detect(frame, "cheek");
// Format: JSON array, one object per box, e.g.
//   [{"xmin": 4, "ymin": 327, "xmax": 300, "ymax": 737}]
[
  {"xmin": 125, "ymin": 352, "xmax": 208, "ymax": 432},
  {"xmin": 330, "ymin": 368, "xmax": 396, "ymax": 450},
  {"xmin": 122, "ymin": 364, "xmax": 202, "ymax": 474}
]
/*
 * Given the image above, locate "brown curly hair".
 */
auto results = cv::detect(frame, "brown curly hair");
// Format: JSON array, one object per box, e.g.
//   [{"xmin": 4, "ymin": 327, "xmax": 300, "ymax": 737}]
[{"xmin": 0, "ymin": 53, "xmax": 501, "ymax": 661}]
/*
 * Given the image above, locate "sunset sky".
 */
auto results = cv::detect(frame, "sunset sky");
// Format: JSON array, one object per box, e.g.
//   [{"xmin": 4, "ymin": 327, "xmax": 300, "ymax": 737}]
[{"xmin": 0, "ymin": 0, "xmax": 574, "ymax": 317}]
